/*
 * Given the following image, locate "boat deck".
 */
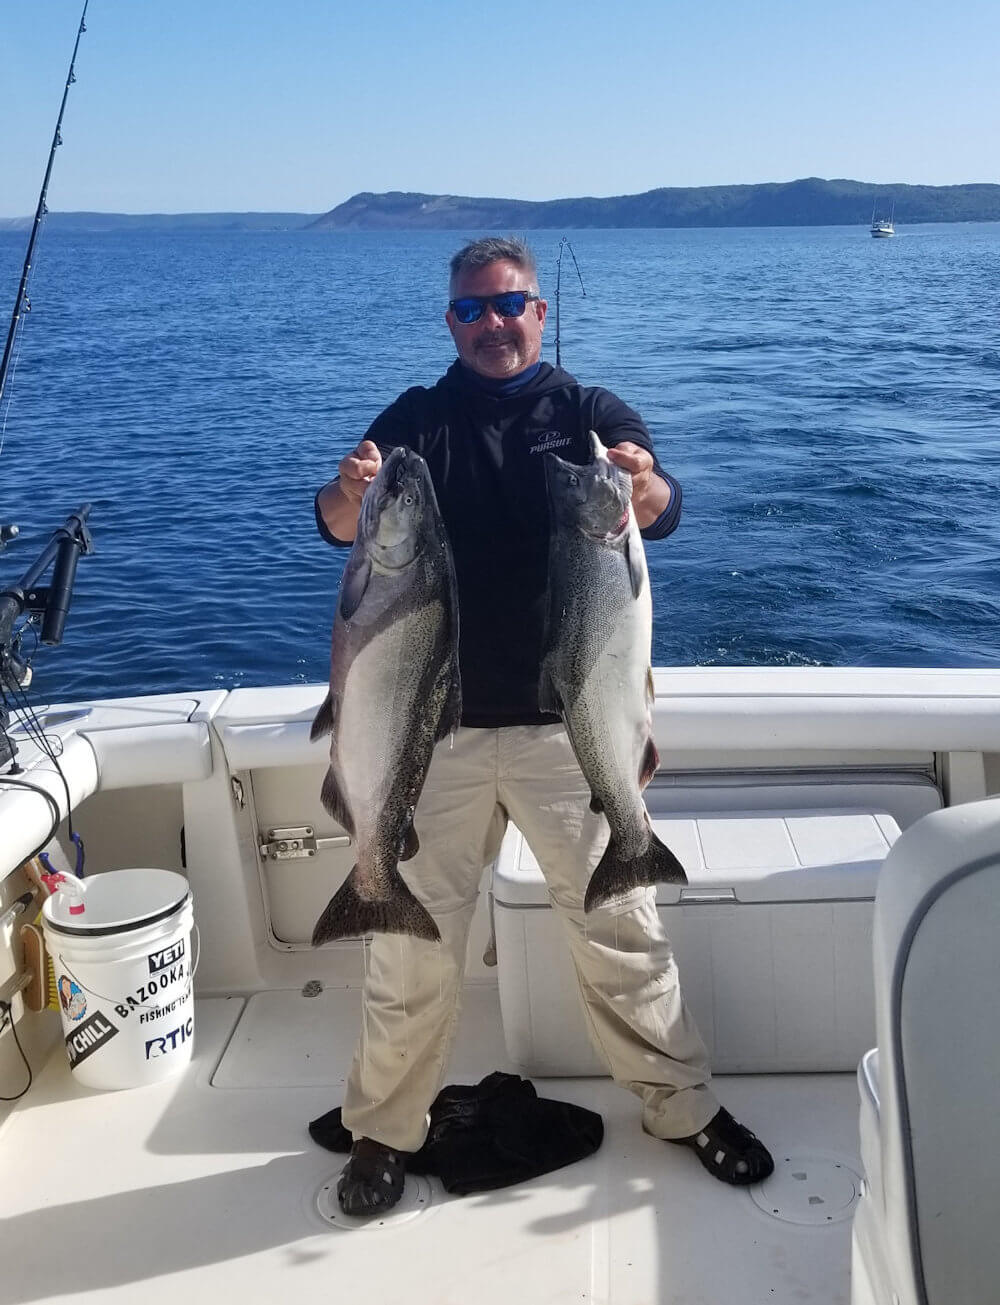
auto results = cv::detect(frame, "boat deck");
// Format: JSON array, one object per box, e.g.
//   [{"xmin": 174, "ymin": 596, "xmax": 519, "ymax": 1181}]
[{"xmin": 0, "ymin": 986, "xmax": 860, "ymax": 1305}]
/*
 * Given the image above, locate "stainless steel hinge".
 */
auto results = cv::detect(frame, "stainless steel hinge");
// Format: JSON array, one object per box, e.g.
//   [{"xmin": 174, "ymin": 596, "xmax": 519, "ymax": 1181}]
[{"xmin": 258, "ymin": 825, "xmax": 351, "ymax": 860}]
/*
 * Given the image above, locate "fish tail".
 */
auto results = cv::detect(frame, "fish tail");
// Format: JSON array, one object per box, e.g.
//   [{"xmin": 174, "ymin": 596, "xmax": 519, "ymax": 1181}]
[
  {"xmin": 584, "ymin": 828, "xmax": 687, "ymax": 913},
  {"xmin": 311, "ymin": 867, "xmax": 441, "ymax": 945}
]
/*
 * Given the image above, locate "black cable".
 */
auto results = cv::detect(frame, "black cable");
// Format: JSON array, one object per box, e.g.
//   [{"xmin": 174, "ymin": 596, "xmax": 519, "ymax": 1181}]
[
  {"xmin": 0, "ymin": 1000, "xmax": 32, "ymax": 1101},
  {"xmin": 1, "ymin": 668, "xmax": 75, "ymax": 840},
  {"xmin": 0, "ymin": 776, "xmax": 62, "ymax": 862}
]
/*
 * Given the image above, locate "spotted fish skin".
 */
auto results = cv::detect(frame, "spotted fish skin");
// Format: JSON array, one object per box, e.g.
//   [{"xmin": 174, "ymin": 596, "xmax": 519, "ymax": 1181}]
[
  {"xmin": 310, "ymin": 446, "xmax": 461, "ymax": 944},
  {"xmin": 540, "ymin": 432, "xmax": 686, "ymax": 911}
]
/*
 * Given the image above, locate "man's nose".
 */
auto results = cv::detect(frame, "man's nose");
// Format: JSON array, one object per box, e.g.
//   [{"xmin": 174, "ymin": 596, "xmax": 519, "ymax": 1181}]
[{"xmin": 480, "ymin": 301, "xmax": 506, "ymax": 326}]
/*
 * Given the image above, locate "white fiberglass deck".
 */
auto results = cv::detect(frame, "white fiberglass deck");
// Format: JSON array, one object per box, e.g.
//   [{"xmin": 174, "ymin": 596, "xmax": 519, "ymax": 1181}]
[{"xmin": 0, "ymin": 986, "xmax": 860, "ymax": 1305}]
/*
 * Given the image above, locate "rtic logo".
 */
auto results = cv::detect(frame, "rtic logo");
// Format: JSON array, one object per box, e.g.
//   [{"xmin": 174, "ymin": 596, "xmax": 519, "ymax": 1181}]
[
  {"xmin": 148, "ymin": 939, "xmax": 186, "ymax": 974},
  {"xmin": 145, "ymin": 1017, "xmax": 194, "ymax": 1060},
  {"xmin": 66, "ymin": 1011, "xmax": 119, "ymax": 1068}
]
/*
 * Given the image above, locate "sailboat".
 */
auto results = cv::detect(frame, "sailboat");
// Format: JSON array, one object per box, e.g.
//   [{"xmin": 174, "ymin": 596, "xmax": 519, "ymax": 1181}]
[{"xmin": 870, "ymin": 200, "xmax": 895, "ymax": 237}]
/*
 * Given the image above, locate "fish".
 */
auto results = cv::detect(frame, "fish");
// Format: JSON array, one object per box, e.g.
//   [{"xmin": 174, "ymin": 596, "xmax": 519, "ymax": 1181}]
[
  {"xmin": 310, "ymin": 446, "xmax": 461, "ymax": 944},
  {"xmin": 539, "ymin": 431, "xmax": 687, "ymax": 911}
]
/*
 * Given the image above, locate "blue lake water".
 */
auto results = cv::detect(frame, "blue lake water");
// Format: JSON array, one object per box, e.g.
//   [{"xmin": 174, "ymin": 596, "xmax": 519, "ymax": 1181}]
[{"xmin": 0, "ymin": 224, "xmax": 998, "ymax": 704}]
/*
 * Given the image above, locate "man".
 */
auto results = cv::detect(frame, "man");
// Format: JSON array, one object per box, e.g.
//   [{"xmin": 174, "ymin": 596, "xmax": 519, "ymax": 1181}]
[{"xmin": 315, "ymin": 236, "xmax": 773, "ymax": 1215}]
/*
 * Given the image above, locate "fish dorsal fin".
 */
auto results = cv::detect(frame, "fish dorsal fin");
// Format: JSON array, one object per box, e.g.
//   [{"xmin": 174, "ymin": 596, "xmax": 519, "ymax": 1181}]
[
  {"xmin": 338, "ymin": 552, "xmax": 372, "ymax": 621},
  {"xmin": 624, "ymin": 531, "xmax": 644, "ymax": 600},
  {"xmin": 319, "ymin": 766, "xmax": 355, "ymax": 839}
]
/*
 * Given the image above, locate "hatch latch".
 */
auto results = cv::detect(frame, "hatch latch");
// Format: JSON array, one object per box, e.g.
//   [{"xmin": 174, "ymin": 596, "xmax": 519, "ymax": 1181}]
[{"xmin": 258, "ymin": 826, "xmax": 351, "ymax": 860}]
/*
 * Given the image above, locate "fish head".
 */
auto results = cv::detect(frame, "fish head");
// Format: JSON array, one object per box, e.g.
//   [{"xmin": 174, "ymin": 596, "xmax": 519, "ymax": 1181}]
[
  {"xmin": 544, "ymin": 433, "xmax": 633, "ymax": 542},
  {"xmin": 358, "ymin": 446, "xmax": 438, "ymax": 569}
]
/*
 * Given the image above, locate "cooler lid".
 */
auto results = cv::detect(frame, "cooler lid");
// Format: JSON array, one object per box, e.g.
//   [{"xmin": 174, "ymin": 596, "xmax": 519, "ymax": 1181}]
[{"xmin": 492, "ymin": 808, "xmax": 899, "ymax": 906}]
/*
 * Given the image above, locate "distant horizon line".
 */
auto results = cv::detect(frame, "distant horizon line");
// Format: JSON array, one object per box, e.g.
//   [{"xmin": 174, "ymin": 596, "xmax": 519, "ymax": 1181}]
[{"xmin": 3, "ymin": 174, "xmax": 1000, "ymax": 223}]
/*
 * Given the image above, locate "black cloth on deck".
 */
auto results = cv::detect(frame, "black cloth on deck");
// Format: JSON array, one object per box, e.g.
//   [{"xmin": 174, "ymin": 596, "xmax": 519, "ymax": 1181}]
[
  {"xmin": 308, "ymin": 1071, "xmax": 604, "ymax": 1196},
  {"xmin": 315, "ymin": 360, "xmax": 682, "ymax": 728}
]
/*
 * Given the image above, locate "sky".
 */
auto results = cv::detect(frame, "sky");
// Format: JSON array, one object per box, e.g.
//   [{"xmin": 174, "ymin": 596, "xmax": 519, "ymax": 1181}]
[{"xmin": 2, "ymin": 0, "xmax": 998, "ymax": 217}]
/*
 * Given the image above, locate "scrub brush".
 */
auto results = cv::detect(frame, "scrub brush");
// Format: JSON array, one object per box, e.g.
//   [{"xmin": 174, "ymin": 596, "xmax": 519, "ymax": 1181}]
[{"xmin": 20, "ymin": 858, "xmax": 59, "ymax": 1012}]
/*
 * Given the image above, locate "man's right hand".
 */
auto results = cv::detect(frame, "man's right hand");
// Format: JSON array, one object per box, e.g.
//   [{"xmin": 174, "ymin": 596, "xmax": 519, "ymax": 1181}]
[{"xmin": 338, "ymin": 441, "xmax": 382, "ymax": 504}]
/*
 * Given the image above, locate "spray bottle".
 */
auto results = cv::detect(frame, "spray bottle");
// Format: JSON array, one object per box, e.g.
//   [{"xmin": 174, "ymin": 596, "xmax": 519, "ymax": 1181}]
[{"xmin": 39, "ymin": 873, "xmax": 87, "ymax": 918}]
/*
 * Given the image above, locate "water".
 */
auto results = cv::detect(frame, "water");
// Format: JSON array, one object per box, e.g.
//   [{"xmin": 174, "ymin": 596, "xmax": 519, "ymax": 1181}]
[{"xmin": 1, "ymin": 224, "xmax": 998, "ymax": 704}]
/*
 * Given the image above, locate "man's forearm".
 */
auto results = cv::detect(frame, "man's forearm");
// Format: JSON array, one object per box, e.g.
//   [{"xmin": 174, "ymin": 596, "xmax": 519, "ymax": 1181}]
[
  {"xmin": 632, "ymin": 472, "xmax": 672, "ymax": 530},
  {"xmin": 318, "ymin": 479, "xmax": 362, "ymax": 543}
]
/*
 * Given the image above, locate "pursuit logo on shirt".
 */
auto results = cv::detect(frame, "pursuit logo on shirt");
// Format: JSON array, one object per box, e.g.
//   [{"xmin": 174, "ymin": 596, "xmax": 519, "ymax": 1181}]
[{"xmin": 528, "ymin": 430, "xmax": 574, "ymax": 455}]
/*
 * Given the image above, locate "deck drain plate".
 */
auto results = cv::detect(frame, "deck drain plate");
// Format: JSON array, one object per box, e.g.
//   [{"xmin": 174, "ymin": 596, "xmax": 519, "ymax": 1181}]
[
  {"xmin": 751, "ymin": 1152, "xmax": 861, "ymax": 1226},
  {"xmin": 314, "ymin": 1169, "xmax": 434, "ymax": 1231}
]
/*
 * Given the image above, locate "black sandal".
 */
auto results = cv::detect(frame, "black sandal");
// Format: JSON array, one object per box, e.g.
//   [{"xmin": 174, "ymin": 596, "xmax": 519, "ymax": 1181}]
[
  {"xmin": 337, "ymin": 1137, "xmax": 406, "ymax": 1215},
  {"xmin": 669, "ymin": 1108, "xmax": 774, "ymax": 1186}
]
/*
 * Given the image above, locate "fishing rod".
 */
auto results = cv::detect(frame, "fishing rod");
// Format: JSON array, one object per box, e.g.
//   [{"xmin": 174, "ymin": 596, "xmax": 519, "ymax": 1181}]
[
  {"xmin": 554, "ymin": 236, "xmax": 586, "ymax": 367},
  {"xmin": 0, "ymin": 0, "xmax": 90, "ymax": 414},
  {"xmin": 0, "ymin": 3, "xmax": 95, "ymax": 776},
  {"xmin": 0, "ymin": 504, "xmax": 94, "ymax": 662},
  {"xmin": 0, "ymin": 503, "xmax": 94, "ymax": 769}
]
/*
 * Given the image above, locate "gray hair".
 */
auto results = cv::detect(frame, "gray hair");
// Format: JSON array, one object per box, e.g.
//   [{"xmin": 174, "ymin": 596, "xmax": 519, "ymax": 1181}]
[{"xmin": 449, "ymin": 236, "xmax": 539, "ymax": 294}]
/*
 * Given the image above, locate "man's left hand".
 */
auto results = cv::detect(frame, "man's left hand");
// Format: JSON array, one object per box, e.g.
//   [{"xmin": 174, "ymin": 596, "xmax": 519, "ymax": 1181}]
[
  {"xmin": 606, "ymin": 442, "xmax": 654, "ymax": 501},
  {"xmin": 606, "ymin": 442, "xmax": 672, "ymax": 529}
]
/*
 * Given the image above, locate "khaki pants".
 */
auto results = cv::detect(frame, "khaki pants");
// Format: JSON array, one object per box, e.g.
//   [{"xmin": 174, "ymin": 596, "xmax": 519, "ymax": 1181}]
[{"xmin": 342, "ymin": 724, "xmax": 719, "ymax": 1152}]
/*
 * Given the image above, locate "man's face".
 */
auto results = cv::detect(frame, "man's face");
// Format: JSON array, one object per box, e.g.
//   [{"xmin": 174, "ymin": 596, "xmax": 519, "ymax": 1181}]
[{"xmin": 446, "ymin": 258, "xmax": 548, "ymax": 380}]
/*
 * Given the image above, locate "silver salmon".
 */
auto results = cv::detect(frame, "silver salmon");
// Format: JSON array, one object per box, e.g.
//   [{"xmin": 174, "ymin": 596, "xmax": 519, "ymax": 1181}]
[
  {"xmin": 310, "ymin": 446, "xmax": 461, "ymax": 943},
  {"xmin": 540, "ymin": 432, "xmax": 687, "ymax": 910}
]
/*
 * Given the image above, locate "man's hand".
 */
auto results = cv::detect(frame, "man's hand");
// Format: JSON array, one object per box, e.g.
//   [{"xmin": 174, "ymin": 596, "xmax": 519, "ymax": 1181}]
[
  {"xmin": 338, "ymin": 440, "xmax": 382, "ymax": 505},
  {"xmin": 606, "ymin": 442, "xmax": 654, "ymax": 501},
  {"xmin": 606, "ymin": 441, "xmax": 671, "ymax": 528},
  {"xmin": 317, "ymin": 441, "xmax": 382, "ymax": 543}
]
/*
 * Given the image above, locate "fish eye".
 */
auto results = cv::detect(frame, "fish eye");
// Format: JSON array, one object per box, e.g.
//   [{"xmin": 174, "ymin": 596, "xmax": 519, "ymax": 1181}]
[
  {"xmin": 569, "ymin": 474, "xmax": 580, "ymax": 487},
  {"xmin": 403, "ymin": 493, "xmax": 415, "ymax": 505}
]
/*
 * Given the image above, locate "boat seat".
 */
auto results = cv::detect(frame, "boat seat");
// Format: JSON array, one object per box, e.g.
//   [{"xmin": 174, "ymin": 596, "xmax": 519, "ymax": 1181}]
[{"xmin": 851, "ymin": 797, "xmax": 1000, "ymax": 1305}]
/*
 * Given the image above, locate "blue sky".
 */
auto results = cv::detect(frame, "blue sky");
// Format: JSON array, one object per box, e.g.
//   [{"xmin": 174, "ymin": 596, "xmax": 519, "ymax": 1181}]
[{"xmin": 3, "ymin": 0, "xmax": 998, "ymax": 216}]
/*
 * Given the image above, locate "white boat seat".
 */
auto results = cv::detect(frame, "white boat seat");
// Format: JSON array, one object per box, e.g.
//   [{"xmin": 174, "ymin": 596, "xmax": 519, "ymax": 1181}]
[{"xmin": 851, "ymin": 797, "xmax": 1000, "ymax": 1305}]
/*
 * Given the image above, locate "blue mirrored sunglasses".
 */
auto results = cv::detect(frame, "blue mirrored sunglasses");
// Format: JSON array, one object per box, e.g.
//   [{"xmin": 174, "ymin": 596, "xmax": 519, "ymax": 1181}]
[{"xmin": 448, "ymin": 291, "xmax": 540, "ymax": 325}]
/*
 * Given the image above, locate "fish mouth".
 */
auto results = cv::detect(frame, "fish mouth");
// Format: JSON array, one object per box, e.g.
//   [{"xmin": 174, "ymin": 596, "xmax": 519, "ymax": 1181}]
[{"xmin": 583, "ymin": 509, "xmax": 630, "ymax": 542}]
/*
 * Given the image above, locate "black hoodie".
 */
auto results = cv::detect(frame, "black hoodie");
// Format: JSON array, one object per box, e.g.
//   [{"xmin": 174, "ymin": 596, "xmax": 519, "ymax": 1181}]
[{"xmin": 316, "ymin": 361, "xmax": 681, "ymax": 727}]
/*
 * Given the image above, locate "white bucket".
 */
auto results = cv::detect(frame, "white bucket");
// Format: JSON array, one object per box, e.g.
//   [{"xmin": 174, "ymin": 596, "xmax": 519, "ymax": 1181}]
[{"xmin": 42, "ymin": 868, "xmax": 197, "ymax": 1091}]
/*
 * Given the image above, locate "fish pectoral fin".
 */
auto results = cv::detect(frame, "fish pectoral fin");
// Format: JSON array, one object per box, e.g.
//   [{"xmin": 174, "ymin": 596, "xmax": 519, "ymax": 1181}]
[
  {"xmin": 319, "ymin": 767, "xmax": 355, "ymax": 839},
  {"xmin": 624, "ymin": 533, "xmax": 645, "ymax": 600},
  {"xmin": 338, "ymin": 552, "xmax": 373, "ymax": 621},
  {"xmin": 638, "ymin": 736, "xmax": 659, "ymax": 790},
  {"xmin": 310, "ymin": 691, "xmax": 339, "ymax": 741}
]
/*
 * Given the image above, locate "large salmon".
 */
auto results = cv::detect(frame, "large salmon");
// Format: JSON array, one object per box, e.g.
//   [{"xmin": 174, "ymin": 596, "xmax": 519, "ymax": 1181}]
[
  {"xmin": 540, "ymin": 432, "xmax": 687, "ymax": 911},
  {"xmin": 310, "ymin": 446, "xmax": 461, "ymax": 943}
]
